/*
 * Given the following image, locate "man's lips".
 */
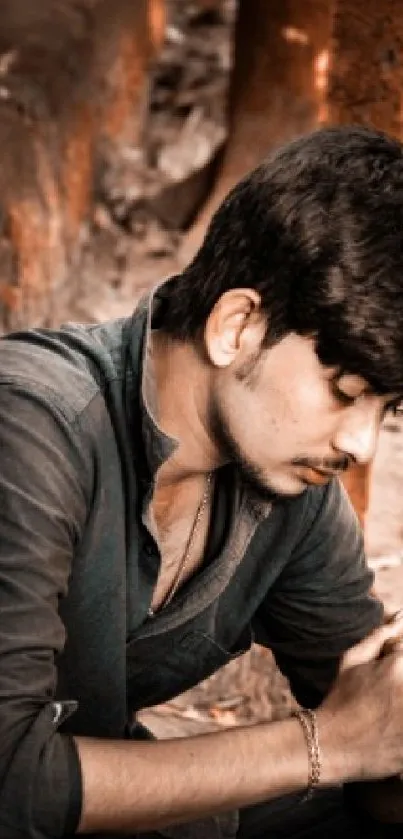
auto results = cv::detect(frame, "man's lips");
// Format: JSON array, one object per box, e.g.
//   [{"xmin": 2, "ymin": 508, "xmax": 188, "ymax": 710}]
[{"xmin": 296, "ymin": 466, "xmax": 339, "ymax": 486}]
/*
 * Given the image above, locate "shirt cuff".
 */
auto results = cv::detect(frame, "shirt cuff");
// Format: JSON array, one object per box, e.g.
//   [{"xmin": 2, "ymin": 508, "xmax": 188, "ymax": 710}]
[{"xmin": 62, "ymin": 736, "xmax": 82, "ymax": 835}]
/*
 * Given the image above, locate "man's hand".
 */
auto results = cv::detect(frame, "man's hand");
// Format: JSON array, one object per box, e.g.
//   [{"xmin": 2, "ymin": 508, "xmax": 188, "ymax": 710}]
[
  {"xmin": 340, "ymin": 609, "xmax": 403, "ymax": 669},
  {"xmin": 323, "ymin": 610, "xmax": 403, "ymax": 824},
  {"xmin": 317, "ymin": 611, "xmax": 403, "ymax": 785}
]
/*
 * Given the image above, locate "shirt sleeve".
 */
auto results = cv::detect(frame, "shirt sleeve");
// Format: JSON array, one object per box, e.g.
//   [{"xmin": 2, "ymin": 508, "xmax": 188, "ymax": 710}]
[
  {"xmin": 0, "ymin": 381, "xmax": 91, "ymax": 837},
  {"xmin": 253, "ymin": 478, "xmax": 383, "ymax": 708}
]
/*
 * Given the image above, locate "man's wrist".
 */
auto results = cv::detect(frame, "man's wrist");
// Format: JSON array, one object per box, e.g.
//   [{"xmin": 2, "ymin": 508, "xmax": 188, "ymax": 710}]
[
  {"xmin": 291, "ymin": 709, "xmax": 321, "ymax": 799},
  {"xmin": 314, "ymin": 706, "xmax": 360, "ymax": 788}
]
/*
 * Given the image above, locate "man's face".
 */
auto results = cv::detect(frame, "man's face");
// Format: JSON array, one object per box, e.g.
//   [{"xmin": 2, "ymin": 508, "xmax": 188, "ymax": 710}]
[{"xmin": 209, "ymin": 332, "xmax": 396, "ymax": 499}]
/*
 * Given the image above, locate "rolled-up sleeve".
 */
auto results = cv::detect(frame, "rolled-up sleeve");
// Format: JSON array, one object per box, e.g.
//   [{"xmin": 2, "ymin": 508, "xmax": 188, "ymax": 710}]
[
  {"xmin": 254, "ymin": 478, "xmax": 383, "ymax": 708},
  {"xmin": 0, "ymin": 381, "xmax": 91, "ymax": 837}
]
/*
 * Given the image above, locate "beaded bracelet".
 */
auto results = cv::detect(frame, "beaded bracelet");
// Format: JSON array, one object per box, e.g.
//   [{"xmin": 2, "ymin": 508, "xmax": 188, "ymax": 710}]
[{"xmin": 292, "ymin": 707, "xmax": 322, "ymax": 801}]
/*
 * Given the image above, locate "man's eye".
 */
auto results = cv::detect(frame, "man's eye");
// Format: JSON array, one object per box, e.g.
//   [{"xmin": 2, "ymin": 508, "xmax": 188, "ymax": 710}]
[
  {"xmin": 384, "ymin": 398, "xmax": 403, "ymax": 417},
  {"xmin": 390, "ymin": 401, "xmax": 403, "ymax": 417},
  {"xmin": 332, "ymin": 384, "xmax": 356, "ymax": 406}
]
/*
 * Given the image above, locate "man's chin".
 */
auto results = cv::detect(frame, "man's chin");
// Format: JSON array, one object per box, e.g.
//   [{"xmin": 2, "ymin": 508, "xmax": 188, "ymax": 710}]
[
  {"xmin": 267, "ymin": 479, "xmax": 308, "ymax": 499},
  {"xmin": 241, "ymin": 471, "xmax": 308, "ymax": 502},
  {"xmin": 235, "ymin": 458, "xmax": 329, "ymax": 502}
]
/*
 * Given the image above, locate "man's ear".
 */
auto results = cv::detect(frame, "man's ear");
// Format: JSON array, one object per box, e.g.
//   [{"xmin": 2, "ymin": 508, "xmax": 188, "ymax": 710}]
[{"xmin": 204, "ymin": 288, "xmax": 266, "ymax": 368}]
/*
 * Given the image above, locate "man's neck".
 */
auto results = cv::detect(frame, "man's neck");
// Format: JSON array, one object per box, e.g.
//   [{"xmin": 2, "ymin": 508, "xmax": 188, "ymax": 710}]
[{"xmin": 148, "ymin": 330, "xmax": 221, "ymax": 486}]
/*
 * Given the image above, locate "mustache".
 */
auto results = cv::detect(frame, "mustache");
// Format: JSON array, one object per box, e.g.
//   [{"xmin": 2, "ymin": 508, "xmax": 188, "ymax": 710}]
[{"xmin": 292, "ymin": 455, "xmax": 351, "ymax": 473}]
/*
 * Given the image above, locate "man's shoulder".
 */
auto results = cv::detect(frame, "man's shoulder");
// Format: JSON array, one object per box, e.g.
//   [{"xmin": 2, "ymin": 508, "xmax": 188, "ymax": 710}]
[
  {"xmin": 303, "ymin": 476, "xmax": 357, "ymax": 533},
  {"xmin": 282, "ymin": 475, "xmax": 353, "ymax": 526},
  {"xmin": 277, "ymin": 476, "xmax": 365, "ymax": 577},
  {"xmin": 260, "ymin": 476, "xmax": 359, "ymax": 560},
  {"xmin": 0, "ymin": 314, "xmax": 139, "ymax": 422}
]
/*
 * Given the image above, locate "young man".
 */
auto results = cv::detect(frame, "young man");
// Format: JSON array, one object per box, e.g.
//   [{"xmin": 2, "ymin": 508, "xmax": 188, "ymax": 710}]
[{"xmin": 2, "ymin": 125, "xmax": 403, "ymax": 839}]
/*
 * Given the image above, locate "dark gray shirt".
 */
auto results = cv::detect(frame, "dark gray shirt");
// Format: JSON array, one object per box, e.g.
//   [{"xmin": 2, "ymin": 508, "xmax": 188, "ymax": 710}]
[{"xmin": 0, "ymin": 284, "xmax": 382, "ymax": 838}]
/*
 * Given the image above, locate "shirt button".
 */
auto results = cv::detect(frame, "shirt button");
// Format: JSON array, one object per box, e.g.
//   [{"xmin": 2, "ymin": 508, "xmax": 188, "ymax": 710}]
[{"xmin": 143, "ymin": 541, "xmax": 154, "ymax": 557}]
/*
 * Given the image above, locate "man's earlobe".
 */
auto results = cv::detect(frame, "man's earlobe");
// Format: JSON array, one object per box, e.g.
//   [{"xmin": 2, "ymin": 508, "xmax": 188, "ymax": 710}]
[{"xmin": 208, "ymin": 335, "xmax": 238, "ymax": 368}]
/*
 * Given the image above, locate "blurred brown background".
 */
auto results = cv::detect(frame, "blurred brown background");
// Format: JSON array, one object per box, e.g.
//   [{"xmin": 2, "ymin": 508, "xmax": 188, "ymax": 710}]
[{"xmin": 1, "ymin": 0, "xmax": 403, "ymax": 331}]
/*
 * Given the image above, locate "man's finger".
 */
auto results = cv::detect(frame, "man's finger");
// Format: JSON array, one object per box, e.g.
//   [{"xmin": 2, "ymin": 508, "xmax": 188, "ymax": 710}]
[{"xmin": 340, "ymin": 610, "xmax": 403, "ymax": 672}]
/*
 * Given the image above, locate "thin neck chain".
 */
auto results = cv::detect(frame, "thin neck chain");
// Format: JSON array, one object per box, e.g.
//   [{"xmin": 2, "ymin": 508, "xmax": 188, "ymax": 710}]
[{"xmin": 148, "ymin": 471, "xmax": 214, "ymax": 618}]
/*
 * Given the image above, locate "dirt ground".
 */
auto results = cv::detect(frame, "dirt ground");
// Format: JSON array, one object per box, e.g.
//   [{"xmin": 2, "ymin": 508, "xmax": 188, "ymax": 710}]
[{"xmin": 70, "ymin": 0, "xmax": 403, "ymax": 734}]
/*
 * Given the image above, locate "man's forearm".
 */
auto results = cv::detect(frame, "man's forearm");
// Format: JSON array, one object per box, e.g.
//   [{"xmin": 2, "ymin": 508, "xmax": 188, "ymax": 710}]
[{"xmin": 75, "ymin": 718, "xmax": 311, "ymax": 834}]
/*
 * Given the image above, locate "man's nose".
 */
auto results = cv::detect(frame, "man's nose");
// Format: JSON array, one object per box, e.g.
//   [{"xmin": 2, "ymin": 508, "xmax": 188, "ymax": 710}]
[{"xmin": 333, "ymin": 403, "xmax": 380, "ymax": 465}]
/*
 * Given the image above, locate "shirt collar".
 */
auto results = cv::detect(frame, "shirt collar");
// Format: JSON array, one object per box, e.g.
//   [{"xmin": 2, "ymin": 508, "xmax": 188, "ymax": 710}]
[{"xmin": 138, "ymin": 276, "xmax": 180, "ymax": 479}]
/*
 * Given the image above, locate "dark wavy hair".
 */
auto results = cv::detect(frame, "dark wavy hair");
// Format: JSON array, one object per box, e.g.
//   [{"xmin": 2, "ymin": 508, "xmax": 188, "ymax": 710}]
[{"xmin": 161, "ymin": 125, "xmax": 403, "ymax": 395}]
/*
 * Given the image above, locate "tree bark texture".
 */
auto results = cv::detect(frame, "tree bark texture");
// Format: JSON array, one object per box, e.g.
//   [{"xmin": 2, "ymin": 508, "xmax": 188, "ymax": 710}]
[{"xmin": 0, "ymin": 0, "xmax": 163, "ymax": 330}]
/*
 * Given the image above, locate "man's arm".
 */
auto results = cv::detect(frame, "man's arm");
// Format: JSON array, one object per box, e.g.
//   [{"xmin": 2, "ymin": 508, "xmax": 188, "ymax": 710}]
[
  {"xmin": 75, "ymin": 719, "xmax": 310, "ymax": 833},
  {"xmin": 341, "ymin": 622, "xmax": 403, "ymax": 824},
  {"xmin": 75, "ymin": 619, "xmax": 403, "ymax": 834},
  {"xmin": 249, "ymin": 476, "xmax": 403, "ymax": 825},
  {"xmin": 253, "ymin": 477, "xmax": 383, "ymax": 707},
  {"xmin": 0, "ymin": 382, "xmax": 91, "ymax": 838}
]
